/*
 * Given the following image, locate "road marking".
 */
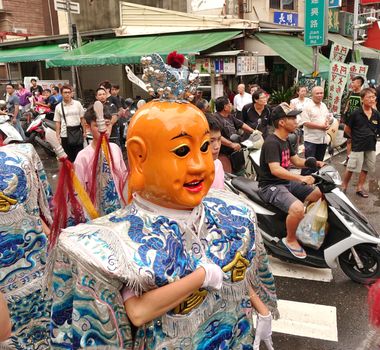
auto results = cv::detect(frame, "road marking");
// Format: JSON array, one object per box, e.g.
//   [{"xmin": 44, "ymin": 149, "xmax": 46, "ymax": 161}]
[
  {"xmin": 269, "ymin": 256, "xmax": 333, "ymax": 282},
  {"xmin": 254, "ymin": 299, "xmax": 338, "ymax": 342}
]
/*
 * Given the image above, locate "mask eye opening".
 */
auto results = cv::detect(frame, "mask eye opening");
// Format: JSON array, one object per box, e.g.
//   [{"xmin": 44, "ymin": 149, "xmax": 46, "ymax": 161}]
[{"xmin": 200, "ymin": 141, "xmax": 210, "ymax": 153}]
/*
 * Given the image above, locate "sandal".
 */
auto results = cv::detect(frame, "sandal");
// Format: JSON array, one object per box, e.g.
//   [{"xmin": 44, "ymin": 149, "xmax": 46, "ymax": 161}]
[
  {"xmin": 281, "ymin": 238, "xmax": 307, "ymax": 259},
  {"xmin": 356, "ymin": 190, "xmax": 369, "ymax": 198}
]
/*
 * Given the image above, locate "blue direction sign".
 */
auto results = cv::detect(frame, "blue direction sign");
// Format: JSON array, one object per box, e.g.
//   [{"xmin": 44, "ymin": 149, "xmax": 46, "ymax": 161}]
[
  {"xmin": 305, "ymin": 0, "xmax": 328, "ymax": 46},
  {"xmin": 273, "ymin": 11, "xmax": 299, "ymax": 26},
  {"xmin": 328, "ymin": 0, "xmax": 342, "ymax": 7}
]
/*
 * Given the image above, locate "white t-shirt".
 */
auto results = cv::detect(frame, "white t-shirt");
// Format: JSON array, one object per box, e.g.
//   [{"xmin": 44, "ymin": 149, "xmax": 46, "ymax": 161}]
[
  {"xmin": 290, "ymin": 97, "xmax": 312, "ymax": 111},
  {"xmin": 233, "ymin": 92, "xmax": 252, "ymax": 112},
  {"xmin": 54, "ymin": 99, "xmax": 85, "ymax": 137},
  {"xmin": 298, "ymin": 100, "xmax": 330, "ymax": 144}
]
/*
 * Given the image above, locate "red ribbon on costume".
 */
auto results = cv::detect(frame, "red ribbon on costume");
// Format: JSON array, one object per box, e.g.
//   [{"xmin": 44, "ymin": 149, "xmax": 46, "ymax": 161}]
[
  {"xmin": 89, "ymin": 101, "xmax": 126, "ymax": 206},
  {"xmin": 49, "ymin": 156, "xmax": 85, "ymax": 250}
]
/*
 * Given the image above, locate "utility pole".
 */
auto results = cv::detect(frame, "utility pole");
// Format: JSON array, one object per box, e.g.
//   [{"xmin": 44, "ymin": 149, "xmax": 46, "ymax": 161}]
[
  {"xmin": 66, "ymin": 0, "xmax": 77, "ymax": 98},
  {"xmin": 352, "ymin": 0, "xmax": 360, "ymax": 62}
]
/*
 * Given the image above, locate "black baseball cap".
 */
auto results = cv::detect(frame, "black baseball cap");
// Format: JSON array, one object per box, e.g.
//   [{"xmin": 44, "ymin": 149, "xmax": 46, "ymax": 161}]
[{"xmin": 271, "ymin": 102, "xmax": 302, "ymax": 123}]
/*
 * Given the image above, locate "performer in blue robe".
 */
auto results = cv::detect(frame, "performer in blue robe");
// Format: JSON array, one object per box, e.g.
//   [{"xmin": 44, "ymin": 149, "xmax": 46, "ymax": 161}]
[
  {"xmin": 0, "ymin": 143, "xmax": 52, "ymax": 349},
  {"xmin": 49, "ymin": 52, "xmax": 277, "ymax": 350}
]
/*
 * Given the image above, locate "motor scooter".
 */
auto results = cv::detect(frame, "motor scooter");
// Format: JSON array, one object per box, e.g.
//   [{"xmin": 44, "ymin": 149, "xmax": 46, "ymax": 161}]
[
  {"xmin": 225, "ymin": 155, "xmax": 380, "ymax": 284},
  {"xmin": 0, "ymin": 115, "xmax": 24, "ymax": 145},
  {"xmin": 25, "ymin": 114, "xmax": 55, "ymax": 156}
]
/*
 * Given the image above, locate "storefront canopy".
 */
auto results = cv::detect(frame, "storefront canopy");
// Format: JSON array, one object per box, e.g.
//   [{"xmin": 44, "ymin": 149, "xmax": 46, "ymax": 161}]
[
  {"xmin": 0, "ymin": 44, "xmax": 64, "ymax": 63},
  {"xmin": 255, "ymin": 33, "xmax": 330, "ymax": 75},
  {"xmin": 45, "ymin": 30, "xmax": 241, "ymax": 68},
  {"xmin": 328, "ymin": 33, "xmax": 380, "ymax": 60}
]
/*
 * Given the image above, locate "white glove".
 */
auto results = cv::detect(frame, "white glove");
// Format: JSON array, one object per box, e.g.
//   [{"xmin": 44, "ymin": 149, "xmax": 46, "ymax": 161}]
[
  {"xmin": 253, "ymin": 313, "xmax": 274, "ymax": 350},
  {"xmin": 200, "ymin": 263, "xmax": 224, "ymax": 290}
]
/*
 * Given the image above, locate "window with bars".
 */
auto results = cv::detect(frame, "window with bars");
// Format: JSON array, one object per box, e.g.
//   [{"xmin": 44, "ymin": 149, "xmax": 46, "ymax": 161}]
[{"xmin": 269, "ymin": 0, "xmax": 296, "ymax": 11}]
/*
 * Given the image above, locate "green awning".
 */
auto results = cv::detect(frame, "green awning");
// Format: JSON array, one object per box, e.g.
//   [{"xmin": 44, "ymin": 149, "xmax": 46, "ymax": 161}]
[
  {"xmin": 0, "ymin": 44, "xmax": 64, "ymax": 63},
  {"xmin": 45, "ymin": 30, "xmax": 241, "ymax": 68},
  {"xmin": 255, "ymin": 33, "xmax": 330, "ymax": 75}
]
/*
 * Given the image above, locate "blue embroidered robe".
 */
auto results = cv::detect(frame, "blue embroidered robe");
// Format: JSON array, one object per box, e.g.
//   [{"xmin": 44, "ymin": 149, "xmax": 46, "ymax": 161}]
[
  {"xmin": 49, "ymin": 189, "xmax": 277, "ymax": 349},
  {"xmin": 0, "ymin": 143, "xmax": 53, "ymax": 349}
]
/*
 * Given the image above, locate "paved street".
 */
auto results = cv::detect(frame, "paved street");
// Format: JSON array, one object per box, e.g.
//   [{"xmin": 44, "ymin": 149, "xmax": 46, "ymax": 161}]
[{"xmin": 36, "ymin": 142, "xmax": 380, "ymax": 350}]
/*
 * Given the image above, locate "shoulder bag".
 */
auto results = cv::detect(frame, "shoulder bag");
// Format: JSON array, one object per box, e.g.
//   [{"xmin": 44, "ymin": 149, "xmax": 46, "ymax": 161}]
[{"xmin": 61, "ymin": 103, "xmax": 83, "ymax": 147}]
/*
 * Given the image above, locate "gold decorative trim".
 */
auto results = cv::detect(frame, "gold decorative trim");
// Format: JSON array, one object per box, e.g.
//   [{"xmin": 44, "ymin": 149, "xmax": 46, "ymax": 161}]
[
  {"xmin": 222, "ymin": 252, "xmax": 250, "ymax": 282},
  {"xmin": 173, "ymin": 289, "xmax": 208, "ymax": 315}
]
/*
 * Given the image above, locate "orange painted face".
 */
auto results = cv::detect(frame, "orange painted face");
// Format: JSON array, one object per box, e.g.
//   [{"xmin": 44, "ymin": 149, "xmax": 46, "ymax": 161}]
[{"xmin": 127, "ymin": 101, "xmax": 215, "ymax": 210}]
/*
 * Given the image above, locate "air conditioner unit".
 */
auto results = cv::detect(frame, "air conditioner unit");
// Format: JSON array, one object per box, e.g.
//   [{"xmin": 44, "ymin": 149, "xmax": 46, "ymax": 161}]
[{"xmin": 13, "ymin": 27, "xmax": 28, "ymax": 34}]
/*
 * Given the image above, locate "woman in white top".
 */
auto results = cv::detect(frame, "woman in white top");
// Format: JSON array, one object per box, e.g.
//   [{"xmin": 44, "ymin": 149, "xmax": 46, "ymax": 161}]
[{"xmin": 290, "ymin": 86, "xmax": 312, "ymax": 111}]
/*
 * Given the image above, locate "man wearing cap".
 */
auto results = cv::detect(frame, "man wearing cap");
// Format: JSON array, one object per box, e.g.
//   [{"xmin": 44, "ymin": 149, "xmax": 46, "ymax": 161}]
[{"xmin": 258, "ymin": 103, "xmax": 323, "ymax": 259}]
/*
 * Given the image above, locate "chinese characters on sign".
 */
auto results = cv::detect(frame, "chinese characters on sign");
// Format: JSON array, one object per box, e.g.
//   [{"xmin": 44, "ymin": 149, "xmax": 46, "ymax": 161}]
[
  {"xmin": 273, "ymin": 11, "xmax": 299, "ymax": 26},
  {"xmin": 305, "ymin": 0, "xmax": 328, "ymax": 47},
  {"xmin": 348, "ymin": 63, "xmax": 368, "ymax": 87},
  {"xmin": 328, "ymin": 8, "xmax": 339, "ymax": 33},
  {"xmin": 327, "ymin": 62, "xmax": 349, "ymax": 113},
  {"xmin": 237, "ymin": 56, "xmax": 258, "ymax": 75},
  {"xmin": 329, "ymin": 43, "xmax": 350, "ymax": 62}
]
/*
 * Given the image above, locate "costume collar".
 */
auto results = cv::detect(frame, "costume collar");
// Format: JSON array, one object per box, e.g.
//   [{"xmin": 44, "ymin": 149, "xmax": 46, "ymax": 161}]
[{"xmin": 132, "ymin": 193, "xmax": 203, "ymax": 233}]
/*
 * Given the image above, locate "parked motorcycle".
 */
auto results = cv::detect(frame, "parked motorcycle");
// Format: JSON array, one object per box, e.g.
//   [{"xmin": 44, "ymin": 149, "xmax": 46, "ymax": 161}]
[
  {"xmin": 25, "ymin": 114, "xmax": 55, "ymax": 156},
  {"xmin": 226, "ymin": 157, "xmax": 380, "ymax": 284},
  {"xmin": 0, "ymin": 115, "xmax": 23, "ymax": 145}
]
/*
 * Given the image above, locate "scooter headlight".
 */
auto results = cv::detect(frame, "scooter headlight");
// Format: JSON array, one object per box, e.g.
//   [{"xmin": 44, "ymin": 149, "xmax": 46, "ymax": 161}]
[{"xmin": 324, "ymin": 169, "xmax": 342, "ymax": 186}]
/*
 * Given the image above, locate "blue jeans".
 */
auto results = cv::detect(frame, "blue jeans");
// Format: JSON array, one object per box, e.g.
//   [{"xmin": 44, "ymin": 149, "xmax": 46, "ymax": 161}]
[
  {"xmin": 13, "ymin": 115, "xmax": 26, "ymax": 141},
  {"xmin": 301, "ymin": 141, "xmax": 327, "ymax": 175}
]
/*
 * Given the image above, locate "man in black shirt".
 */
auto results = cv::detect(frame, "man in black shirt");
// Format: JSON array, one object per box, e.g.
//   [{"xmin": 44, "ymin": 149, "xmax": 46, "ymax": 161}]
[
  {"xmin": 29, "ymin": 78, "xmax": 43, "ymax": 95},
  {"xmin": 213, "ymin": 96, "xmax": 254, "ymax": 172},
  {"xmin": 95, "ymin": 87, "xmax": 120, "ymax": 146},
  {"xmin": 259, "ymin": 103, "xmax": 324, "ymax": 259},
  {"xmin": 342, "ymin": 75, "xmax": 364, "ymax": 164},
  {"xmin": 242, "ymin": 89, "xmax": 271, "ymax": 138},
  {"xmin": 341, "ymin": 88, "xmax": 380, "ymax": 197}
]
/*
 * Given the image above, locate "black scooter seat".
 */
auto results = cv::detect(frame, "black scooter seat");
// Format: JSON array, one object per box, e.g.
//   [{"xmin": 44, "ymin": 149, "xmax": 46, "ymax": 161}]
[
  {"xmin": 231, "ymin": 177, "xmax": 273, "ymax": 209},
  {"xmin": 43, "ymin": 119, "xmax": 56, "ymax": 131}
]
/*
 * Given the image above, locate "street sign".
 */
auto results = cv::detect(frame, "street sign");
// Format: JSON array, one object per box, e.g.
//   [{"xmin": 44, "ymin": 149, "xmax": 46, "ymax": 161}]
[
  {"xmin": 273, "ymin": 11, "xmax": 299, "ymax": 26},
  {"xmin": 328, "ymin": 0, "xmax": 342, "ymax": 7},
  {"xmin": 328, "ymin": 8, "xmax": 340, "ymax": 32},
  {"xmin": 360, "ymin": 0, "xmax": 380, "ymax": 4},
  {"xmin": 54, "ymin": 0, "xmax": 80, "ymax": 14},
  {"xmin": 304, "ymin": 0, "xmax": 328, "ymax": 47}
]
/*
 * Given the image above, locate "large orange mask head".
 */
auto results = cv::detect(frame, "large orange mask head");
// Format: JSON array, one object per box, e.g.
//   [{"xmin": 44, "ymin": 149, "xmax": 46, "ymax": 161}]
[{"xmin": 126, "ymin": 100, "xmax": 214, "ymax": 210}]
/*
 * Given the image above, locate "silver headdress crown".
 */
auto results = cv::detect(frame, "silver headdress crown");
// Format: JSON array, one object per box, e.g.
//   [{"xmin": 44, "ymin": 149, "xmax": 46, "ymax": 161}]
[{"xmin": 140, "ymin": 51, "xmax": 201, "ymax": 102}]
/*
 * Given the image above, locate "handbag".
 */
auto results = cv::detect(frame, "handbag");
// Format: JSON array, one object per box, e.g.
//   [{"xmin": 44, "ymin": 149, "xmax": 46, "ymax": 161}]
[
  {"xmin": 230, "ymin": 149, "xmax": 245, "ymax": 173},
  {"xmin": 61, "ymin": 103, "xmax": 83, "ymax": 147}
]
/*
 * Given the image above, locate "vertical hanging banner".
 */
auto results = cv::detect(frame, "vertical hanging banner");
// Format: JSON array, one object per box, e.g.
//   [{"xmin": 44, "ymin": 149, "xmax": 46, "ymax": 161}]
[
  {"xmin": 329, "ymin": 42, "xmax": 350, "ymax": 62},
  {"xmin": 327, "ymin": 61, "xmax": 349, "ymax": 113},
  {"xmin": 348, "ymin": 62, "xmax": 368, "ymax": 83}
]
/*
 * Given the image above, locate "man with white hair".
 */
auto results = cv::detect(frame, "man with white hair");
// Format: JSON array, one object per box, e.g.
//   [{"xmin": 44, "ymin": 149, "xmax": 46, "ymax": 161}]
[
  {"xmin": 233, "ymin": 83, "xmax": 252, "ymax": 120},
  {"xmin": 298, "ymin": 86, "xmax": 331, "ymax": 175}
]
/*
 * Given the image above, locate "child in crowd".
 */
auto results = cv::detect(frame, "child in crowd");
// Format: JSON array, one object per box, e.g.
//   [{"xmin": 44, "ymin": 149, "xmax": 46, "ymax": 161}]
[
  {"xmin": 74, "ymin": 104, "xmax": 127, "ymax": 212},
  {"xmin": 206, "ymin": 116, "xmax": 225, "ymax": 190}
]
